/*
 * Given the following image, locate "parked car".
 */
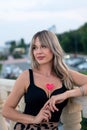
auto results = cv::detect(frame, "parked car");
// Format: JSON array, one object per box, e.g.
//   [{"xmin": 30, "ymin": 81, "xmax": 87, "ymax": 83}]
[
  {"xmin": 64, "ymin": 56, "xmax": 85, "ymax": 67},
  {"xmin": 1, "ymin": 64, "xmax": 22, "ymax": 79},
  {"xmin": 77, "ymin": 61, "xmax": 87, "ymax": 71}
]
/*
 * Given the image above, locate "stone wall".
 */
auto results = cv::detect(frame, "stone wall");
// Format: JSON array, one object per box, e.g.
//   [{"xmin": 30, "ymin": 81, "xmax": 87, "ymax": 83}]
[{"xmin": 0, "ymin": 78, "xmax": 87, "ymax": 130}]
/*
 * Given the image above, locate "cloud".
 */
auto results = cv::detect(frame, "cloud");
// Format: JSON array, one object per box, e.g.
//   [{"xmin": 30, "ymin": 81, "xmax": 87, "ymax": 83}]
[
  {"xmin": 0, "ymin": 8, "xmax": 87, "ymax": 23},
  {"xmin": 0, "ymin": 0, "xmax": 87, "ymax": 46},
  {"xmin": 0, "ymin": 0, "xmax": 87, "ymax": 23},
  {"xmin": 0, "ymin": 0, "xmax": 51, "ymax": 11},
  {"xmin": 0, "ymin": 0, "xmax": 87, "ymax": 12}
]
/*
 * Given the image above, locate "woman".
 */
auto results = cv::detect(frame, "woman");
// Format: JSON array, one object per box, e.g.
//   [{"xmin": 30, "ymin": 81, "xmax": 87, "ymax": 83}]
[{"xmin": 2, "ymin": 30, "xmax": 87, "ymax": 130}]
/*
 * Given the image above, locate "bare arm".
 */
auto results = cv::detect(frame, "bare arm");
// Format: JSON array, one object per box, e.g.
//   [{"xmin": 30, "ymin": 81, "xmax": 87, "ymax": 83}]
[
  {"xmin": 2, "ymin": 70, "xmax": 51, "ymax": 124},
  {"xmin": 67, "ymin": 69, "xmax": 87, "ymax": 98},
  {"xmin": 2, "ymin": 70, "xmax": 35, "ymax": 124},
  {"xmin": 45, "ymin": 69, "xmax": 87, "ymax": 112}
]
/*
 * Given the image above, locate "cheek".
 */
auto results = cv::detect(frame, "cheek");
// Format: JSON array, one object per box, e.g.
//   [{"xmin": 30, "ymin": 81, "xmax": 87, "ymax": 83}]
[
  {"xmin": 33, "ymin": 50, "xmax": 36, "ymax": 56},
  {"xmin": 48, "ymin": 51, "xmax": 54, "ymax": 59},
  {"xmin": 32, "ymin": 51, "xmax": 36, "ymax": 59},
  {"xmin": 50, "ymin": 54, "xmax": 54, "ymax": 59},
  {"xmin": 49, "ymin": 50, "xmax": 53, "ymax": 57}
]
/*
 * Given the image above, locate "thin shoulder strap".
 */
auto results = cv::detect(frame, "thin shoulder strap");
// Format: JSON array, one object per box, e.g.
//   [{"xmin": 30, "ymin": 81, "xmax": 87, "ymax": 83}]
[{"xmin": 29, "ymin": 69, "xmax": 34, "ymax": 85}]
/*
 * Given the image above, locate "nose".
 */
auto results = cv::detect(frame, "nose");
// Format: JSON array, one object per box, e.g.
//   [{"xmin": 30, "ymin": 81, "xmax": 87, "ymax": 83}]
[{"xmin": 36, "ymin": 47, "xmax": 42, "ymax": 53}]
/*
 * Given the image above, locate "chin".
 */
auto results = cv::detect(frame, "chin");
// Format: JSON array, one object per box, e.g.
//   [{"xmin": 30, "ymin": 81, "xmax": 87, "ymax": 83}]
[{"xmin": 37, "ymin": 61, "xmax": 47, "ymax": 65}]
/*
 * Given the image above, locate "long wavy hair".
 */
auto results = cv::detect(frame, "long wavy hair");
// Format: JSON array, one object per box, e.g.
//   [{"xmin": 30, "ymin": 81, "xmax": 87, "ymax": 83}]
[{"xmin": 29, "ymin": 30, "xmax": 74, "ymax": 89}]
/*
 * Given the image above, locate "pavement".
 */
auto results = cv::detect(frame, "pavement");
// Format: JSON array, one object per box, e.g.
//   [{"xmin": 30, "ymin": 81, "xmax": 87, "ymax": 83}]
[{"xmin": 58, "ymin": 123, "xmax": 64, "ymax": 130}]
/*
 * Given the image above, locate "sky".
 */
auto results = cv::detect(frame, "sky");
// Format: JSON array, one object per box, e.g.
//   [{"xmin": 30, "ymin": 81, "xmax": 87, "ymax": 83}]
[{"xmin": 0, "ymin": 0, "xmax": 87, "ymax": 47}]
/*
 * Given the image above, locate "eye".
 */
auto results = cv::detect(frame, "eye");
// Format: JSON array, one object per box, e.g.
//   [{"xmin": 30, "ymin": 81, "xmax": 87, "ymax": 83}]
[
  {"xmin": 32, "ymin": 45, "xmax": 37, "ymax": 50},
  {"xmin": 41, "ymin": 45, "xmax": 47, "ymax": 48}
]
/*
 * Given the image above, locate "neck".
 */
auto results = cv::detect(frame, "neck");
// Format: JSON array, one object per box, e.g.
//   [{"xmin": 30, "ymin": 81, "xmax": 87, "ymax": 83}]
[{"xmin": 36, "ymin": 64, "xmax": 53, "ymax": 77}]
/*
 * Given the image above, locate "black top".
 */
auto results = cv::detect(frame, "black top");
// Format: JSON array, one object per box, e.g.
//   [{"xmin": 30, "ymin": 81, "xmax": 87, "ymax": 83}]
[{"xmin": 24, "ymin": 69, "xmax": 68, "ymax": 122}]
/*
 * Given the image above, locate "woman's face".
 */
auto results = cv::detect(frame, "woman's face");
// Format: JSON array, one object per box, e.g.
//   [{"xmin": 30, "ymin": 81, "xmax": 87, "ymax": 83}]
[{"xmin": 32, "ymin": 37, "xmax": 53, "ymax": 65}]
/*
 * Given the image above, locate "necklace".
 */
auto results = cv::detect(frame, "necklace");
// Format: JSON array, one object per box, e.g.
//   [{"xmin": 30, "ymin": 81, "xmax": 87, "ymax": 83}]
[{"xmin": 46, "ymin": 83, "xmax": 54, "ymax": 98}]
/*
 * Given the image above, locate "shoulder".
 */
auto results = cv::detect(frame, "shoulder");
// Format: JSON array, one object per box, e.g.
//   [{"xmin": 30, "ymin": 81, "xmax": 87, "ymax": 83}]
[
  {"xmin": 69, "ymin": 69, "xmax": 83, "ymax": 77},
  {"xmin": 68, "ymin": 69, "xmax": 81, "ymax": 80},
  {"xmin": 69, "ymin": 69, "xmax": 87, "ymax": 86},
  {"xmin": 15, "ymin": 69, "xmax": 30, "ymax": 92},
  {"xmin": 17, "ymin": 69, "xmax": 29, "ymax": 81}
]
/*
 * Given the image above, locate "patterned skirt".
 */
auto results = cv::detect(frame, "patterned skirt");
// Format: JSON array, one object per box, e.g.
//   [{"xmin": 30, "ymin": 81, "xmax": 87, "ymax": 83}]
[{"xmin": 14, "ymin": 122, "xmax": 58, "ymax": 130}]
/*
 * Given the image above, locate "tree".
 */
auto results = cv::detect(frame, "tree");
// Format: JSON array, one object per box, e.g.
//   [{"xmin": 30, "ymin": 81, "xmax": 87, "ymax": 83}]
[{"xmin": 9, "ymin": 41, "xmax": 16, "ymax": 54}]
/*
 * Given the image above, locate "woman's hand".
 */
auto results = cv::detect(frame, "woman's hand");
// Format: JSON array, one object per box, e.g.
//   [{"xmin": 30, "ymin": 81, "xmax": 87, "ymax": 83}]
[
  {"xmin": 33, "ymin": 104, "xmax": 51, "ymax": 124},
  {"xmin": 45, "ymin": 91, "xmax": 69, "ymax": 112}
]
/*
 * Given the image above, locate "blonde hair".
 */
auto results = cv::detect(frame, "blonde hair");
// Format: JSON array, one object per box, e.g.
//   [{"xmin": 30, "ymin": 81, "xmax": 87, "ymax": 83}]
[{"xmin": 29, "ymin": 30, "xmax": 74, "ymax": 89}]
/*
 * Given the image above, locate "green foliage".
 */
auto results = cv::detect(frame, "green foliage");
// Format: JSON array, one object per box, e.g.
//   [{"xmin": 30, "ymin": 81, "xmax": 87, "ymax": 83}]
[
  {"xmin": 0, "ymin": 64, "xmax": 2, "ymax": 72},
  {"xmin": 59, "ymin": 33, "xmax": 72, "ymax": 52},
  {"xmin": 13, "ymin": 52, "xmax": 22, "ymax": 59},
  {"xmin": 81, "ymin": 34, "xmax": 87, "ymax": 53},
  {"xmin": 81, "ymin": 117, "xmax": 87, "ymax": 130},
  {"xmin": 10, "ymin": 38, "xmax": 26, "ymax": 56},
  {"xmin": 9, "ymin": 41, "xmax": 16, "ymax": 54},
  {"xmin": 80, "ymin": 71, "xmax": 87, "ymax": 75},
  {"xmin": 57, "ymin": 22, "xmax": 87, "ymax": 54},
  {"xmin": 18, "ymin": 38, "xmax": 26, "ymax": 48},
  {"xmin": 79, "ymin": 23, "xmax": 87, "ymax": 54},
  {"xmin": 80, "ymin": 71, "xmax": 87, "ymax": 129},
  {"xmin": 0, "ymin": 55, "xmax": 8, "ymax": 60}
]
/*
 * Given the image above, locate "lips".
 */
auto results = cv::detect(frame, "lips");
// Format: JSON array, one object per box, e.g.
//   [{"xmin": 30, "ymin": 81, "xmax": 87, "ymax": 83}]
[{"xmin": 36, "ymin": 56, "xmax": 45, "ymax": 60}]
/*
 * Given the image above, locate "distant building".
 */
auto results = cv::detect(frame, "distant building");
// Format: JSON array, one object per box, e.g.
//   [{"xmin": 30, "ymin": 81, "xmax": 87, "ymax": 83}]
[
  {"xmin": 0, "ymin": 47, "xmax": 9, "ymax": 56},
  {"xmin": 5, "ymin": 41, "xmax": 15, "ymax": 49},
  {"xmin": 48, "ymin": 25, "xmax": 57, "ymax": 33},
  {"xmin": 13, "ymin": 48, "xmax": 25, "ymax": 54}
]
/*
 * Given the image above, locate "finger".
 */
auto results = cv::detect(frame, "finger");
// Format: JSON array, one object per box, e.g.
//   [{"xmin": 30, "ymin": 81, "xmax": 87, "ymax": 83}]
[
  {"xmin": 46, "ymin": 110, "xmax": 51, "ymax": 119},
  {"xmin": 43, "ymin": 100, "xmax": 50, "ymax": 108},
  {"xmin": 43, "ymin": 109, "xmax": 51, "ymax": 119},
  {"xmin": 52, "ymin": 104, "xmax": 59, "ymax": 111},
  {"xmin": 57, "ymin": 99, "xmax": 64, "ymax": 104},
  {"xmin": 50, "ymin": 103, "xmax": 55, "ymax": 112},
  {"xmin": 42, "ymin": 113, "xmax": 49, "ymax": 122},
  {"xmin": 49, "ymin": 102, "xmax": 59, "ymax": 112}
]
